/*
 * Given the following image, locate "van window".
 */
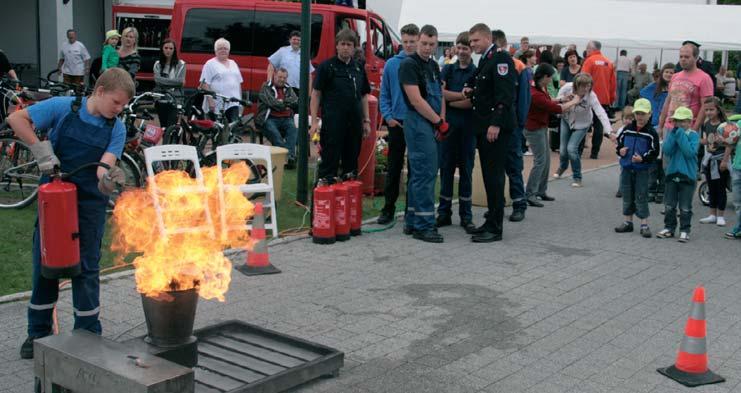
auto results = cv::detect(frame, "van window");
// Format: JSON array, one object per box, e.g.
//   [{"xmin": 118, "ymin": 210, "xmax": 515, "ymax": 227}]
[
  {"xmin": 370, "ymin": 20, "xmax": 392, "ymax": 60},
  {"xmin": 181, "ymin": 8, "xmax": 253, "ymax": 55},
  {"xmin": 252, "ymin": 11, "xmax": 323, "ymax": 58}
]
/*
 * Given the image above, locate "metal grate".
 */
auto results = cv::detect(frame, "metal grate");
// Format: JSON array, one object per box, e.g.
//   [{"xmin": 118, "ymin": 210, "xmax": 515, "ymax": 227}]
[{"xmin": 192, "ymin": 321, "xmax": 343, "ymax": 393}]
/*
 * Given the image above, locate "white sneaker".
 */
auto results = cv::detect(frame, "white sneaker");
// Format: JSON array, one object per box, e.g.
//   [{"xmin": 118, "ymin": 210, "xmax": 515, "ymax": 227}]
[
  {"xmin": 524, "ymin": 150, "xmax": 533, "ymax": 156},
  {"xmin": 678, "ymin": 232, "xmax": 690, "ymax": 243},
  {"xmin": 699, "ymin": 215, "xmax": 717, "ymax": 224},
  {"xmin": 656, "ymin": 229, "xmax": 674, "ymax": 238},
  {"xmin": 571, "ymin": 181, "xmax": 582, "ymax": 188},
  {"xmin": 717, "ymin": 217, "xmax": 726, "ymax": 226}
]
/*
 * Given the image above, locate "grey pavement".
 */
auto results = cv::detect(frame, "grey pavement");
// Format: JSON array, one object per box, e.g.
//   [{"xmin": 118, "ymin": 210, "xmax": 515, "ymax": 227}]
[{"xmin": 2, "ymin": 164, "xmax": 741, "ymax": 393}]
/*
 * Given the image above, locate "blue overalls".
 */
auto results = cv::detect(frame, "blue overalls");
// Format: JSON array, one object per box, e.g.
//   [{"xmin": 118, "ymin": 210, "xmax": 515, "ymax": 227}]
[
  {"xmin": 404, "ymin": 70, "xmax": 442, "ymax": 231},
  {"xmin": 28, "ymin": 99, "xmax": 111, "ymax": 338}
]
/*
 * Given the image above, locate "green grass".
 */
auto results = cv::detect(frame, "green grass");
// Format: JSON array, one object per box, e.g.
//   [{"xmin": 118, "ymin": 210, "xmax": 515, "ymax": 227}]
[{"xmin": 0, "ymin": 165, "xmax": 450, "ymax": 296}]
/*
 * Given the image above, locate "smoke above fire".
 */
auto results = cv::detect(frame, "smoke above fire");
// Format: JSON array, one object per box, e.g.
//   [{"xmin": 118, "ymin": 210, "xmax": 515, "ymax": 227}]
[{"xmin": 111, "ymin": 162, "xmax": 255, "ymax": 301}]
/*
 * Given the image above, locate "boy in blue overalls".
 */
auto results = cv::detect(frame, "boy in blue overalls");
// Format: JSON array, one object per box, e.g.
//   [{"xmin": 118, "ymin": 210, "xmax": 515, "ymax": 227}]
[
  {"xmin": 399, "ymin": 24, "xmax": 448, "ymax": 243},
  {"xmin": 8, "ymin": 68, "xmax": 133, "ymax": 359}
]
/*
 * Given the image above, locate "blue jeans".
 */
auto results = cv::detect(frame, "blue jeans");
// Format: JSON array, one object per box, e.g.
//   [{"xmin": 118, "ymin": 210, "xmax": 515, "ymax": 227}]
[
  {"xmin": 732, "ymin": 167, "xmax": 741, "ymax": 233},
  {"xmin": 664, "ymin": 177, "xmax": 696, "ymax": 233},
  {"xmin": 735, "ymin": 91, "xmax": 741, "ymax": 114},
  {"xmin": 437, "ymin": 123, "xmax": 475, "ymax": 221},
  {"xmin": 617, "ymin": 71, "xmax": 630, "ymax": 109},
  {"xmin": 263, "ymin": 117, "xmax": 298, "ymax": 159},
  {"xmin": 558, "ymin": 120, "xmax": 588, "ymax": 181},
  {"xmin": 620, "ymin": 168, "xmax": 650, "ymax": 219},
  {"xmin": 525, "ymin": 128, "xmax": 550, "ymax": 197},
  {"xmin": 506, "ymin": 127, "xmax": 527, "ymax": 211}
]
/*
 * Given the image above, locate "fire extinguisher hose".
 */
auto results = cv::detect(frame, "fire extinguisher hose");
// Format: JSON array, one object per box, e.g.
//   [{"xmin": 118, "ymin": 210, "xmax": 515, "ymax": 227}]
[{"xmin": 58, "ymin": 161, "xmax": 111, "ymax": 180}]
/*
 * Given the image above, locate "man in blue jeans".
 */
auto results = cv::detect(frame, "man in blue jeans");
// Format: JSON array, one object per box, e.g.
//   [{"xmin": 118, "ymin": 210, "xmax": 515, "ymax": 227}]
[
  {"xmin": 257, "ymin": 68, "xmax": 299, "ymax": 169},
  {"xmin": 437, "ymin": 31, "xmax": 476, "ymax": 233}
]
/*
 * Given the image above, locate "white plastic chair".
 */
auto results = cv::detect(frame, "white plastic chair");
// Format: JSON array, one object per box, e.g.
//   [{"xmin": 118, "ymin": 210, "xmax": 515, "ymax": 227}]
[
  {"xmin": 143, "ymin": 145, "xmax": 215, "ymax": 238},
  {"xmin": 216, "ymin": 143, "xmax": 278, "ymax": 239}
]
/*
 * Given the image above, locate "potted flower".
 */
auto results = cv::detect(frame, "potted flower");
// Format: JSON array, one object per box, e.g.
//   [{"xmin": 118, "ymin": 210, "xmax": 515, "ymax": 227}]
[{"xmin": 374, "ymin": 136, "xmax": 389, "ymax": 193}]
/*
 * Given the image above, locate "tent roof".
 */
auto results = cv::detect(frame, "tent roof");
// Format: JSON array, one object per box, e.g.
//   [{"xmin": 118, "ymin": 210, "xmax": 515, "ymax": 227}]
[{"xmin": 398, "ymin": 0, "xmax": 741, "ymax": 50}]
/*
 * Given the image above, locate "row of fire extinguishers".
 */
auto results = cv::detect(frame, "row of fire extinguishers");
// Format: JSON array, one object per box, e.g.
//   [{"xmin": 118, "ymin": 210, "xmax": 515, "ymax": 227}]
[{"xmin": 312, "ymin": 174, "xmax": 363, "ymax": 245}]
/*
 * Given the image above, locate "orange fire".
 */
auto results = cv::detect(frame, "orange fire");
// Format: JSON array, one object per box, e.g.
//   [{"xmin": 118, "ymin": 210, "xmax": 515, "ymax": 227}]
[{"xmin": 111, "ymin": 162, "xmax": 255, "ymax": 301}]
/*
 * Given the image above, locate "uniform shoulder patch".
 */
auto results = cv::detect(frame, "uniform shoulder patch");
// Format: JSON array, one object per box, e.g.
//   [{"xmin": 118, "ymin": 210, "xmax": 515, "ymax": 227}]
[{"xmin": 497, "ymin": 63, "xmax": 509, "ymax": 76}]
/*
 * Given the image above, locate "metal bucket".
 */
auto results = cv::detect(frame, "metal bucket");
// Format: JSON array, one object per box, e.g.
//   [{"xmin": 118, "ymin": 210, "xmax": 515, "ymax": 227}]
[{"xmin": 141, "ymin": 288, "xmax": 199, "ymax": 348}]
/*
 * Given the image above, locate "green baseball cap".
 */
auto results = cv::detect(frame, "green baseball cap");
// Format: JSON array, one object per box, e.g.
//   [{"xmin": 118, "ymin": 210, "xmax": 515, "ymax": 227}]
[
  {"xmin": 671, "ymin": 106, "xmax": 693, "ymax": 121},
  {"xmin": 633, "ymin": 98, "xmax": 652, "ymax": 114}
]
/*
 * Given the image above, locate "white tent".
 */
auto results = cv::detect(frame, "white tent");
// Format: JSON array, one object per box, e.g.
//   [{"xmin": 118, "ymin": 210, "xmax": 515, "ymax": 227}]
[{"xmin": 398, "ymin": 0, "xmax": 741, "ymax": 51}]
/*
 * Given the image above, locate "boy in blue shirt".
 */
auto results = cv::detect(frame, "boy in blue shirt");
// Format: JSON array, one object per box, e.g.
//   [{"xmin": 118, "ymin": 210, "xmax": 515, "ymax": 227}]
[
  {"xmin": 8, "ymin": 68, "xmax": 133, "ymax": 358},
  {"xmin": 614, "ymin": 99, "xmax": 659, "ymax": 237},
  {"xmin": 656, "ymin": 106, "xmax": 700, "ymax": 242}
]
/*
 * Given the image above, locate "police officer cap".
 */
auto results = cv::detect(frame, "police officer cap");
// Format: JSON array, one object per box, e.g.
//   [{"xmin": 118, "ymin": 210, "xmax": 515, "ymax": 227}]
[{"xmin": 682, "ymin": 40, "xmax": 701, "ymax": 48}]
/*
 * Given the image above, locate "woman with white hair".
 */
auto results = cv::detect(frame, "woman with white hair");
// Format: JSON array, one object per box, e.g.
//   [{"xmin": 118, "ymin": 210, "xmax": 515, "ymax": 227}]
[
  {"xmin": 199, "ymin": 37, "xmax": 243, "ymax": 122},
  {"xmin": 118, "ymin": 27, "xmax": 141, "ymax": 81}
]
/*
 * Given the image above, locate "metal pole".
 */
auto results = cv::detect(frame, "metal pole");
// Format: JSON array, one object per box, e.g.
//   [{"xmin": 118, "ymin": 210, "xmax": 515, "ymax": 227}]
[
  {"xmin": 660, "ymin": 48, "xmax": 663, "ymax": 67},
  {"xmin": 297, "ymin": 0, "xmax": 311, "ymax": 204}
]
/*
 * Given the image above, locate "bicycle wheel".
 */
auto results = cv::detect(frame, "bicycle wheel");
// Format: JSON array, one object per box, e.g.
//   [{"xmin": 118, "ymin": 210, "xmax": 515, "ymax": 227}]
[
  {"xmin": 0, "ymin": 137, "xmax": 41, "ymax": 209},
  {"xmin": 698, "ymin": 181, "xmax": 710, "ymax": 206},
  {"xmin": 108, "ymin": 152, "xmax": 143, "ymax": 211}
]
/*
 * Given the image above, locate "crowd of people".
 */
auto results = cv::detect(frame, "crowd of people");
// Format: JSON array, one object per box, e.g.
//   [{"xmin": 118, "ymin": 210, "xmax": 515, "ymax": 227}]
[{"xmin": 372, "ymin": 27, "xmax": 741, "ymax": 244}]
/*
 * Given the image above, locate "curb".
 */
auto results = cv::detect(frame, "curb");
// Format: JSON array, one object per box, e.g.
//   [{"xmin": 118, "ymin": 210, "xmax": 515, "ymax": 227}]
[{"xmin": 0, "ymin": 235, "xmax": 307, "ymax": 305}]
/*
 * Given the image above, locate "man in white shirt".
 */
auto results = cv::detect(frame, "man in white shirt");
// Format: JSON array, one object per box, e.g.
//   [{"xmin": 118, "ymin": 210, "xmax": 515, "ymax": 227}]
[
  {"xmin": 267, "ymin": 31, "xmax": 314, "ymax": 94},
  {"xmin": 615, "ymin": 49, "xmax": 631, "ymax": 110},
  {"xmin": 58, "ymin": 29, "xmax": 91, "ymax": 86}
]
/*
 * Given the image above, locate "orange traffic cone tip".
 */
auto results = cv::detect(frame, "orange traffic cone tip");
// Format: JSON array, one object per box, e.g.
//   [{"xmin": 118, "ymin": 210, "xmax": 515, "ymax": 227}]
[
  {"xmin": 236, "ymin": 202, "xmax": 281, "ymax": 276},
  {"xmin": 657, "ymin": 286, "xmax": 724, "ymax": 387}
]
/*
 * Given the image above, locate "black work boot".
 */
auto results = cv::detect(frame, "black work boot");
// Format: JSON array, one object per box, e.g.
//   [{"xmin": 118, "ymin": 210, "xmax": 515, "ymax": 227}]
[
  {"xmin": 435, "ymin": 215, "xmax": 452, "ymax": 228},
  {"xmin": 20, "ymin": 336, "xmax": 36, "ymax": 359},
  {"xmin": 377, "ymin": 210, "xmax": 394, "ymax": 225}
]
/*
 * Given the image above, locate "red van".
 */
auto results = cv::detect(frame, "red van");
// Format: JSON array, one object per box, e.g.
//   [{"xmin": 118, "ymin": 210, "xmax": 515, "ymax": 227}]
[{"xmin": 169, "ymin": 0, "xmax": 399, "ymax": 99}]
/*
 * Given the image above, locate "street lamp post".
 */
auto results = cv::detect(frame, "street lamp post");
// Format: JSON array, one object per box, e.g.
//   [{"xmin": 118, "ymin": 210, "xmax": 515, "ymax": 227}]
[{"xmin": 297, "ymin": 0, "xmax": 312, "ymax": 204}]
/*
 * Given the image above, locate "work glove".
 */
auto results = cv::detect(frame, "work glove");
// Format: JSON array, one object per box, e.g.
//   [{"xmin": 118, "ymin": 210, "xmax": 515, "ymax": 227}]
[
  {"xmin": 434, "ymin": 119, "xmax": 450, "ymax": 142},
  {"xmin": 29, "ymin": 140, "xmax": 60, "ymax": 176},
  {"xmin": 98, "ymin": 166, "xmax": 125, "ymax": 196}
]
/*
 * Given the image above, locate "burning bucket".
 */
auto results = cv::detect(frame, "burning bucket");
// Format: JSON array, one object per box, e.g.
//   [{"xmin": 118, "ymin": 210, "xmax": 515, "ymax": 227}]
[{"xmin": 141, "ymin": 288, "xmax": 199, "ymax": 348}]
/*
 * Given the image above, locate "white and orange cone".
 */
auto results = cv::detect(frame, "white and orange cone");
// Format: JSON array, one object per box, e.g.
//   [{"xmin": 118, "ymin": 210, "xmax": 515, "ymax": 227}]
[
  {"xmin": 237, "ymin": 203, "xmax": 281, "ymax": 276},
  {"xmin": 657, "ymin": 286, "xmax": 725, "ymax": 387}
]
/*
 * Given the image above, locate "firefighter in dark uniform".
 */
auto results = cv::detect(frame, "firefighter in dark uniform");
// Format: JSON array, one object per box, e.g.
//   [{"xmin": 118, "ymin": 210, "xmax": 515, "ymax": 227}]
[
  {"xmin": 463, "ymin": 23, "xmax": 517, "ymax": 243},
  {"xmin": 310, "ymin": 28, "xmax": 371, "ymax": 180}
]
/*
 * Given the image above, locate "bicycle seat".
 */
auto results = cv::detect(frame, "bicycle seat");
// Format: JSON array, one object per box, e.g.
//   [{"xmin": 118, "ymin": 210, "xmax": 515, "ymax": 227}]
[{"xmin": 189, "ymin": 119, "xmax": 216, "ymax": 131}]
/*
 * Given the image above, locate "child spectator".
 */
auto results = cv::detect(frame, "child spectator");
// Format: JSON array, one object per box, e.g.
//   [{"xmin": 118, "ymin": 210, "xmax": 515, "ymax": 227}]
[
  {"xmin": 656, "ymin": 106, "xmax": 700, "ymax": 242},
  {"xmin": 721, "ymin": 121, "xmax": 741, "ymax": 239},
  {"xmin": 698, "ymin": 97, "xmax": 729, "ymax": 227},
  {"xmin": 614, "ymin": 98, "xmax": 659, "ymax": 237},
  {"xmin": 101, "ymin": 30, "xmax": 120, "ymax": 72}
]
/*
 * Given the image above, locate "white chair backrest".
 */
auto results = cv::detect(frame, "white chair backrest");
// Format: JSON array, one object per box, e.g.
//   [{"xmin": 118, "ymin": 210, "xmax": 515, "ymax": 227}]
[{"xmin": 216, "ymin": 143, "xmax": 278, "ymax": 238}]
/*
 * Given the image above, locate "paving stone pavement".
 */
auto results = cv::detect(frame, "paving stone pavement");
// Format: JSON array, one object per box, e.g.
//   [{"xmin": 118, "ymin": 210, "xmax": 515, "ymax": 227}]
[{"xmin": 1, "ymin": 164, "xmax": 740, "ymax": 393}]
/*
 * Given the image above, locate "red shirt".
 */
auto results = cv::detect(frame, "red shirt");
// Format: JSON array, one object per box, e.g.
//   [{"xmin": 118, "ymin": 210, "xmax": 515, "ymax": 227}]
[
  {"xmin": 525, "ymin": 86, "xmax": 562, "ymax": 131},
  {"xmin": 271, "ymin": 88, "xmax": 292, "ymax": 118}
]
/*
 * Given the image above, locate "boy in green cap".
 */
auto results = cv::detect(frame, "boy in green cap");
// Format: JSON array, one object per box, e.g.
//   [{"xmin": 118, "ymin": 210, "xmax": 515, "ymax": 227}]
[
  {"xmin": 614, "ymin": 98, "xmax": 660, "ymax": 237},
  {"xmin": 657, "ymin": 106, "xmax": 700, "ymax": 242}
]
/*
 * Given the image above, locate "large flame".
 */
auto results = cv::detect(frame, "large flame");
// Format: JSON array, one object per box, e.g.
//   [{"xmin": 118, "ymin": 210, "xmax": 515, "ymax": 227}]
[{"xmin": 112, "ymin": 162, "xmax": 255, "ymax": 301}]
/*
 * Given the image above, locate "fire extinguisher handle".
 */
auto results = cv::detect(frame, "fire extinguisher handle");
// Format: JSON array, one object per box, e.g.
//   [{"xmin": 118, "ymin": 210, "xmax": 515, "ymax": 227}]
[{"xmin": 60, "ymin": 162, "xmax": 111, "ymax": 180}]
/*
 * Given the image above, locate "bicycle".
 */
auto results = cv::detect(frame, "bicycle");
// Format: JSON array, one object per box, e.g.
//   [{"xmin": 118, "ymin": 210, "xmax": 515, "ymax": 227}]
[
  {"xmin": 0, "ymin": 127, "xmax": 41, "ymax": 209},
  {"xmin": 162, "ymin": 89, "xmax": 251, "ymax": 170}
]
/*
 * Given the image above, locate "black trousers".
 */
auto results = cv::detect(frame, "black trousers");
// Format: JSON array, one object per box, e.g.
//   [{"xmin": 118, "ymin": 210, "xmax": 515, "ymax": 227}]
[
  {"xmin": 381, "ymin": 124, "xmax": 406, "ymax": 215},
  {"xmin": 477, "ymin": 127, "xmax": 510, "ymax": 234},
  {"xmin": 317, "ymin": 114, "xmax": 362, "ymax": 180},
  {"xmin": 590, "ymin": 105, "xmax": 611, "ymax": 157}
]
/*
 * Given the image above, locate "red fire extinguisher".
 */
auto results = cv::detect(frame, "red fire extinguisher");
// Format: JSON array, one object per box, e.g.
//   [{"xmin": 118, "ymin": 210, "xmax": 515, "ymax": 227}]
[
  {"xmin": 343, "ymin": 174, "xmax": 363, "ymax": 236},
  {"xmin": 332, "ymin": 180, "xmax": 351, "ymax": 241},
  {"xmin": 38, "ymin": 162, "xmax": 111, "ymax": 279},
  {"xmin": 312, "ymin": 179, "xmax": 336, "ymax": 244}
]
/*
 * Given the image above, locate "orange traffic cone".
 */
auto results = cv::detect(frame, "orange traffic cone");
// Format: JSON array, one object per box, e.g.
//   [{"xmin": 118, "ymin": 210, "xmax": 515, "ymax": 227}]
[
  {"xmin": 237, "ymin": 203, "xmax": 281, "ymax": 276},
  {"xmin": 657, "ymin": 286, "xmax": 725, "ymax": 387}
]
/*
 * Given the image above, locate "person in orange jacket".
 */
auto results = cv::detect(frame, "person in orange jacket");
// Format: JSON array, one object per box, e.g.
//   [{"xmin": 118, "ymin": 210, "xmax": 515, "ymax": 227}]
[{"xmin": 582, "ymin": 40, "xmax": 616, "ymax": 159}]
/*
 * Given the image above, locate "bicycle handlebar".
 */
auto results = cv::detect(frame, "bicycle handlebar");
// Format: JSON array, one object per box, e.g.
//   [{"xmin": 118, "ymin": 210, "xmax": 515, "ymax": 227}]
[{"xmin": 198, "ymin": 89, "xmax": 251, "ymax": 107}]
